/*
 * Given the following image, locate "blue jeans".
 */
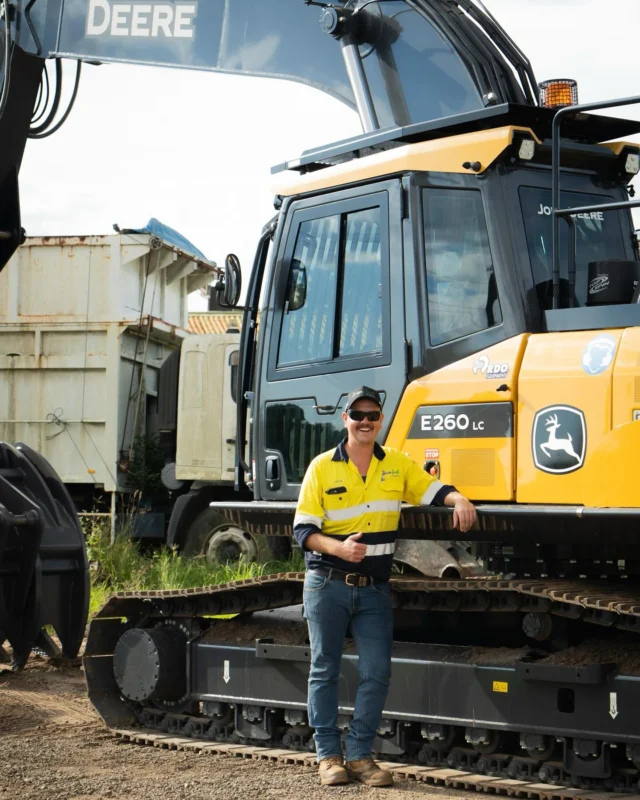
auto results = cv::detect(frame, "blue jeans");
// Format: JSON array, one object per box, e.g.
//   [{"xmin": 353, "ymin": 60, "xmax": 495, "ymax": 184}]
[{"xmin": 303, "ymin": 571, "xmax": 393, "ymax": 762}]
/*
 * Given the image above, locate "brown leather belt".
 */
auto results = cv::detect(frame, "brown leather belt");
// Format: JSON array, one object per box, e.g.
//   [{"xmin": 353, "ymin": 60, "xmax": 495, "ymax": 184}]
[{"xmin": 308, "ymin": 566, "xmax": 381, "ymax": 587}]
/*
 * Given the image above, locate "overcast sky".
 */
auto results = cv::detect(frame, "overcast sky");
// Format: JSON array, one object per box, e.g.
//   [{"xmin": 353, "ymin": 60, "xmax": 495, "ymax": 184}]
[{"xmin": 18, "ymin": 0, "xmax": 640, "ymax": 311}]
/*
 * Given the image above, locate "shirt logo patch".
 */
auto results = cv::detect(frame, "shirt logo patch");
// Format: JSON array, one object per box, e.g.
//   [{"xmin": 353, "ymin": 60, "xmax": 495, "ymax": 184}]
[{"xmin": 381, "ymin": 469, "xmax": 400, "ymax": 482}]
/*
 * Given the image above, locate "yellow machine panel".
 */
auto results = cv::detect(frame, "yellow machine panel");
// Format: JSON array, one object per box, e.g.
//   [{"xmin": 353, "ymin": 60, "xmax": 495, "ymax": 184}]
[
  {"xmin": 612, "ymin": 326, "xmax": 640, "ymax": 429},
  {"xmin": 517, "ymin": 330, "xmax": 627, "ymax": 505},
  {"xmin": 385, "ymin": 335, "xmax": 529, "ymax": 501}
]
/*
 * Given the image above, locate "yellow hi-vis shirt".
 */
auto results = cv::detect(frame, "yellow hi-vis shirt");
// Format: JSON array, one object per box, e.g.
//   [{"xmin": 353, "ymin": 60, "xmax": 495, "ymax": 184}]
[{"xmin": 293, "ymin": 439, "xmax": 453, "ymax": 582}]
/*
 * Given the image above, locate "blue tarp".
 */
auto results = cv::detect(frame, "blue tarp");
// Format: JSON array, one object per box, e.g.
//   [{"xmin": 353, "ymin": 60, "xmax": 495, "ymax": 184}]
[{"xmin": 124, "ymin": 218, "xmax": 209, "ymax": 262}]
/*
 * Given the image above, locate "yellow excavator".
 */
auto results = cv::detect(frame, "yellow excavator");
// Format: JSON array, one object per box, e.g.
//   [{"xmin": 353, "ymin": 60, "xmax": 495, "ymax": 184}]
[{"xmin": 3, "ymin": 0, "xmax": 640, "ymax": 791}]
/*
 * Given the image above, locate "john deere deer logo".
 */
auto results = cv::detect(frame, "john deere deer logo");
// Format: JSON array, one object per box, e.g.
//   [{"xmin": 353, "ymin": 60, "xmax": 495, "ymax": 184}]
[
  {"xmin": 532, "ymin": 406, "xmax": 586, "ymax": 474},
  {"xmin": 539, "ymin": 414, "xmax": 581, "ymax": 462}
]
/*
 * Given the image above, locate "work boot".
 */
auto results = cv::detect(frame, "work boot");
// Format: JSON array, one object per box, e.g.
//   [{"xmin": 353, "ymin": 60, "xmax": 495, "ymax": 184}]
[
  {"xmin": 318, "ymin": 756, "xmax": 349, "ymax": 786},
  {"xmin": 345, "ymin": 757, "xmax": 394, "ymax": 787}
]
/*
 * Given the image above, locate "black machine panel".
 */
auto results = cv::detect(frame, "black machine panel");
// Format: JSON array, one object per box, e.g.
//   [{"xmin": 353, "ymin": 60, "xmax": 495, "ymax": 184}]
[
  {"xmin": 191, "ymin": 638, "xmax": 640, "ymax": 744},
  {"xmin": 408, "ymin": 402, "xmax": 514, "ymax": 439}
]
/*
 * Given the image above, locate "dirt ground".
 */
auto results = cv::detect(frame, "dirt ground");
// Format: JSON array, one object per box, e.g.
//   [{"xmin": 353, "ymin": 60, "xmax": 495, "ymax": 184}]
[{"xmin": 0, "ymin": 658, "xmax": 471, "ymax": 800}]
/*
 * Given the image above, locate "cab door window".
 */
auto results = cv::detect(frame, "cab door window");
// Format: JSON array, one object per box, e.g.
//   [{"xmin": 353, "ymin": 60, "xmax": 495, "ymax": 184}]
[
  {"xmin": 275, "ymin": 199, "xmax": 388, "ymax": 373},
  {"xmin": 339, "ymin": 208, "xmax": 383, "ymax": 356},
  {"xmin": 423, "ymin": 188, "xmax": 502, "ymax": 345},
  {"xmin": 277, "ymin": 215, "xmax": 340, "ymax": 366}
]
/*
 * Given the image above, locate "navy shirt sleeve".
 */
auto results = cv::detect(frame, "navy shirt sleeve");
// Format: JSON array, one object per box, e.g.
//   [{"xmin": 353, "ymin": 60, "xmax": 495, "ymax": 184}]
[
  {"xmin": 293, "ymin": 522, "xmax": 321, "ymax": 552},
  {"xmin": 432, "ymin": 484, "xmax": 456, "ymax": 506}
]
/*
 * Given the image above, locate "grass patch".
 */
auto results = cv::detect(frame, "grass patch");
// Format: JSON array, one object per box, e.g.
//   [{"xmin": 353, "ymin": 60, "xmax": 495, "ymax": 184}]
[{"xmin": 84, "ymin": 519, "xmax": 304, "ymax": 617}]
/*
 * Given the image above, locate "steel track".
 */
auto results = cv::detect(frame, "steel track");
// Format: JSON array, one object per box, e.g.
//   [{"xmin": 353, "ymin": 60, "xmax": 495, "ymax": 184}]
[
  {"xmin": 98, "ymin": 573, "xmax": 640, "ymax": 635},
  {"xmin": 111, "ymin": 728, "xmax": 640, "ymax": 799}
]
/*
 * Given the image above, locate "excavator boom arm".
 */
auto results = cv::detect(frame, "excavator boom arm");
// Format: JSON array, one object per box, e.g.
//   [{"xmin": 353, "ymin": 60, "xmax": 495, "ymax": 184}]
[
  {"xmin": 4, "ymin": 0, "xmax": 538, "ymax": 131},
  {"xmin": 0, "ymin": 0, "xmax": 537, "ymax": 268}
]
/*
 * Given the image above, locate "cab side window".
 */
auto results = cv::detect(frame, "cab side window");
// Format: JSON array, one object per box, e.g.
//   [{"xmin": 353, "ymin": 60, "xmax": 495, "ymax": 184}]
[{"xmin": 423, "ymin": 188, "xmax": 502, "ymax": 346}]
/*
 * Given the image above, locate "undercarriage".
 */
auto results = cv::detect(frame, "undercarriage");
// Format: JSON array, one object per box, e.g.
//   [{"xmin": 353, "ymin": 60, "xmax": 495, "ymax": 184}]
[{"xmin": 85, "ymin": 571, "xmax": 640, "ymax": 794}]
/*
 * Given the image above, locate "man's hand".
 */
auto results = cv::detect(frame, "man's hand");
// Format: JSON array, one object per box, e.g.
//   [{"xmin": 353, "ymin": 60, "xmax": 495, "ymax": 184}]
[
  {"xmin": 452, "ymin": 497, "xmax": 477, "ymax": 532},
  {"xmin": 339, "ymin": 532, "xmax": 367, "ymax": 563}
]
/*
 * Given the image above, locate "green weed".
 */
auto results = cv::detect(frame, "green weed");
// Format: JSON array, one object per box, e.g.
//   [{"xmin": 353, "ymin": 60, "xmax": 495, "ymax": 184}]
[{"xmin": 84, "ymin": 519, "xmax": 303, "ymax": 617}]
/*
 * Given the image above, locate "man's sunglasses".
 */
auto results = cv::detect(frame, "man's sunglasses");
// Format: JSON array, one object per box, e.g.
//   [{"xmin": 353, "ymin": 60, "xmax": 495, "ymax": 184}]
[{"xmin": 347, "ymin": 410, "xmax": 381, "ymax": 422}]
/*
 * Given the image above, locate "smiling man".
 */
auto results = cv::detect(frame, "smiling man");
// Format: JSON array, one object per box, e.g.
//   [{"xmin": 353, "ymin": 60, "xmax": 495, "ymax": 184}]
[{"xmin": 293, "ymin": 386, "xmax": 477, "ymax": 787}]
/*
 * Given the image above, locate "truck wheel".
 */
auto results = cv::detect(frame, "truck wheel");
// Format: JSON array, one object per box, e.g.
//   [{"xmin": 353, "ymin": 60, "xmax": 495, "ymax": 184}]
[{"xmin": 182, "ymin": 509, "xmax": 258, "ymax": 564}]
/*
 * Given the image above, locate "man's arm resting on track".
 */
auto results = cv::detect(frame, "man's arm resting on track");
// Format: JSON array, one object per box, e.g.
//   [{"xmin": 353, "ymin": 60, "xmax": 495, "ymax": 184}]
[
  {"xmin": 441, "ymin": 491, "xmax": 477, "ymax": 532},
  {"xmin": 404, "ymin": 456, "xmax": 476, "ymax": 533}
]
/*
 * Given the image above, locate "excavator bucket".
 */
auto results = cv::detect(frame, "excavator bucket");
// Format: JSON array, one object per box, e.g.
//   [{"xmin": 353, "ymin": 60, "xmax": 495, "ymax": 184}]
[{"xmin": 0, "ymin": 442, "xmax": 89, "ymax": 669}]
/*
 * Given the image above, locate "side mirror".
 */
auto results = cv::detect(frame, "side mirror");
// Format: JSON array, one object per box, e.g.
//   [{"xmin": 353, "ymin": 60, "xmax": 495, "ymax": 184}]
[
  {"xmin": 215, "ymin": 253, "xmax": 242, "ymax": 308},
  {"xmin": 286, "ymin": 262, "xmax": 307, "ymax": 312}
]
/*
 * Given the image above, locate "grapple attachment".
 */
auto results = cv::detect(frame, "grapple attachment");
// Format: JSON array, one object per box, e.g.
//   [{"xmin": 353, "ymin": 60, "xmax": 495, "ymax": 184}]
[{"xmin": 0, "ymin": 442, "xmax": 89, "ymax": 668}]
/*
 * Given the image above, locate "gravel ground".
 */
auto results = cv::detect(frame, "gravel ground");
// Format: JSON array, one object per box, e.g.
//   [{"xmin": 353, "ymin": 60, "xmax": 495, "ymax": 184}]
[{"xmin": 0, "ymin": 658, "xmax": 472, "ymax": 800}]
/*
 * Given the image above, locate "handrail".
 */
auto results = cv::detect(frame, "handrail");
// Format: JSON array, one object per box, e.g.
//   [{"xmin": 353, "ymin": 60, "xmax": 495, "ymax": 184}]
[{"xmin": 551, "ymin": 94, "xmax": 640, "ymax": 310}]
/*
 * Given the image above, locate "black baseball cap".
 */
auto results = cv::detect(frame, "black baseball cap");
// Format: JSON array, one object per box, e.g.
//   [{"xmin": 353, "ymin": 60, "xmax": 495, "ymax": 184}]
[{"xmin": 344, "ymin": 386, "xmax": 383, "ymax": 412}]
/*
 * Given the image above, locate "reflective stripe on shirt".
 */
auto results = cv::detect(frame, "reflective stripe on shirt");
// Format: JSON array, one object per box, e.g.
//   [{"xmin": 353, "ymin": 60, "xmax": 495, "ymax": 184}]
[
  {"xmin": 365, "ymin": 542, "xmax": 396, "ymax": 556},
  {"xmin": 324, "ymin": 499, "xmax": 402, "ymax": 522},
  {"xmin": 293, "ymin": 512, "xmax": 323, "ymax": 528},
  {"xmin": 420, "ymin": 479, "xmax": 445, "ymax": 506}
]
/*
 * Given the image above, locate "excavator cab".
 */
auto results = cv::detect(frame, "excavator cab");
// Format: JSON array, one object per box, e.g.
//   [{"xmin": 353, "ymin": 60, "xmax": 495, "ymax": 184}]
[{"xmin": 241, "ymin": 108, "xmax": 640, "ymax": 515}]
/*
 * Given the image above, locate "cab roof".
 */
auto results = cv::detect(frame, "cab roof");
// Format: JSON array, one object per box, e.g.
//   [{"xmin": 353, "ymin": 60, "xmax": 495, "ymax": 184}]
[{"xmin": 272, "ymin": 103, "xmax": 640, "ymax": 177}]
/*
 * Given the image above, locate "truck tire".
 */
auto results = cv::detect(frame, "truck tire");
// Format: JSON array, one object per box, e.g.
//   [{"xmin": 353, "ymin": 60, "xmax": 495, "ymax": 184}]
[{"xmin": 182, "ymin": 509, "xmax": 258, "ymax": 564}]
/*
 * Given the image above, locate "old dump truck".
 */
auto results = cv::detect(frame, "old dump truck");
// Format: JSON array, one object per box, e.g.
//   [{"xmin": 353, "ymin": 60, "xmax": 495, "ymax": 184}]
[
  {"xmin": 0, "ymin": 232, "xmax": 271, "ymax": 560},
  {"xmin": 4, "ymin": 0, "xmax": 640, "ymax": 792},
  {"xmin": 0, "ymin": 230, "xmax": 226, "ymax": 544}
]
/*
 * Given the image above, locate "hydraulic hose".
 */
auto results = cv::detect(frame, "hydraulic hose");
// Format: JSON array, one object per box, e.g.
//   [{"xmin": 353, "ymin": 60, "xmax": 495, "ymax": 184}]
[
  {"xmin": 28, "ymin": 58, "xmax": 62, "ymax": 136},
  {"xmin": 29, "ymin": 60, "xmax": 82, "ymax": 139}
]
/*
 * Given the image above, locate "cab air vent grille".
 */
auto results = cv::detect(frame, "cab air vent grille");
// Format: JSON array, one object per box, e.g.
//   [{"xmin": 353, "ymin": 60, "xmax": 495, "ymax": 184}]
[{"xmin": 451, "ymin": 449, "xmax": 495, "ymax": 487}]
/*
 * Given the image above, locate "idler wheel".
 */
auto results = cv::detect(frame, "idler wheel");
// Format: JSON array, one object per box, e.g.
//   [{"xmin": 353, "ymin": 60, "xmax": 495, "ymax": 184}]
[{"xmin": 113, "ymin": 628, "xmax": 186, "ymax": 703}]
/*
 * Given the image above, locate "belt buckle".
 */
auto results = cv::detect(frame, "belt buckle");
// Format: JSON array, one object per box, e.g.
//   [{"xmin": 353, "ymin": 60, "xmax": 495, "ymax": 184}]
[{"xmin": 345, "ymin": 573, "xmax": 369, "ymax": 587}]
